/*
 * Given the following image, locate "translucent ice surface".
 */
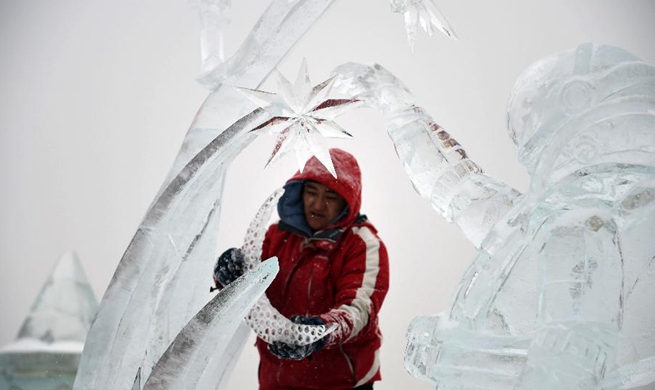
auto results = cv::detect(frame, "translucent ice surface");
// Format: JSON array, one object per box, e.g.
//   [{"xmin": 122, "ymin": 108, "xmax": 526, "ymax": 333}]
[
  {"xmin": 197, "ymin": 0, "xmax": 337, "ymax": 90},
  {"xmin": 143, "ymin": 259, "xmax": 279, "ymax": 390},
  {"xmin": 75, "ymin": 1, "xmax": 339, "ymax": 389},
  {"xmin": 240, "ymin": 59, "xmax": 359, "ymax": 178},
  {"xmin": 15, "ymin": 251, "xmax": 98, "ymax": 345},
  {"xmin": 390, "ymin": 0, "xmax": 458, "ymax": 51},
  {"xmin": 73, "ymin": 108, "xmax": 270, "ymax": 390},
  {"xmin": 334, "ymin": 44, "xmax": 655, "ymax": 389},
  {"xmin": 0, "ymin": 251, "xmax": 97, "ymax": 390},
  {"xmin": 334, "ymin": 62, "xmax": 519, "ymax": 247}
]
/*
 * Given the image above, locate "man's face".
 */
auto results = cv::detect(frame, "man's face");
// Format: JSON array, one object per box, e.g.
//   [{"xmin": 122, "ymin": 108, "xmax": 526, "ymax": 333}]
[{"xmin": 303, "ymin": 181, "xmax": 347, "ymax": 231}]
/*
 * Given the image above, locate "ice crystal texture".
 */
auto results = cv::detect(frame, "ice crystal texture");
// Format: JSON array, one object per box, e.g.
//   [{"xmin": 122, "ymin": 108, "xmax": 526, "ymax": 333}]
[
  {"xmin": 143, "ymin": 259, "xmax": 279, "ymax": 390},
  {"xmin": 73, "ymin": 109, "xmax": 271, "ymax": 390},
  {"xmin": 240, "ymin": 59, "xmax": 359, "ymax": 178},
  {"xmin": 390, "ymin": 0, "xmax": 458, "ymax": 51},
  {"xmin": 74, "ymin": 2, "xmax": 339, "ymax": 389},
  {"xmin": 192, "ymin": 0, "xmax": 232, "ymax": 73},
  {"xmin": 0, "ymin": 251, "xmax": 98, "ymax": 390},
  {"xmin": 334, "ymin": 43, "xmax": 655, "ymax": 389},
  {"xmin": 15, "ymin": 251, "xmax": 98, "ymax": 345},
  {"xmin": 197, "ymin": 0, "xmax": 337, "ymax": 90}
]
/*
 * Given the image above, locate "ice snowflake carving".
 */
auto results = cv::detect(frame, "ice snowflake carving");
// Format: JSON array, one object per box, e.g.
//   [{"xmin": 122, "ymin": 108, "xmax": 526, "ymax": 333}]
[
  {"xmin": 334, "ymin": 43, "xmax": 655, "ymax": 390},
  {"xmin": 240, "ymin": 59, "xmax": 359, "ymax": 178},
  {"xmin": 390, "ymin": 0, "xmax": 458, "ymax": 51}
]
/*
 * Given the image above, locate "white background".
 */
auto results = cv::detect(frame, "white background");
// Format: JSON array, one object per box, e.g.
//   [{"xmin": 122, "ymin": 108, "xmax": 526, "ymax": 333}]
[{"xmin": 1, "ymin": 1, "xmax": 654, "ymax": 388}]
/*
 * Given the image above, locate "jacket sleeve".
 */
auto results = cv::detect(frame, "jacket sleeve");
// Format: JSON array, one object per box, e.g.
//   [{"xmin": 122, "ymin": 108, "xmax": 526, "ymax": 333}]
[{"xmin": 319, "ymin": 225, "xmax": 389, "ymax": 347}]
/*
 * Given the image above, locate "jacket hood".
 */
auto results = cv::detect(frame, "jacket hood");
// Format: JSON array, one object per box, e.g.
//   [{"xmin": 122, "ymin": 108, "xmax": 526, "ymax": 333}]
[{"xmin": 278, "ymin": 148, "xmax": 362, "ymax": 237}]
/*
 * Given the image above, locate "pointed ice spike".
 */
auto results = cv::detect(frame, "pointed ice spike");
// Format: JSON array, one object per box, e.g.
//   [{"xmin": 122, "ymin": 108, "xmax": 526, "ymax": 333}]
[
  {"xmin": 423, "ymin": 0, "xmax": 458, "ymax": 40},
  {"xmin": 294, "ymin": 131, "xmax": 315, "ymax": 173},
  {"xmin": 307, "ymin": 130, "xmax": 337, "ymax": 178},
  {"xmin": 237, "ymin": 87, "xmax": 280, "ymax": 111},
  {"xmin": 132, "ymin": 368, "xmax": 141, "ymax": 390},
  {"xmin": 419, "ymin": 3, "xmax": 434, "ymax": 37},
  {"xmin": 294, "ymin": 58, "xmax": 312, "ymax": 105},
  {"xmin": 251, "ymin": 116, "xmax": 291, "ymax": 135},
  {"xmin": 143, "ymin": 258, "xmax": 279, "ymax": 390},
  {"xmin": 314, "ymin": 120, "xmax": 353, "ymax": 139},
  {"xmin": 17, "ymin": 251, "xmax": 98, "ymax": 344},
  {"xmin": 311, "ymin": 98, "xmax": 361, "ymax": 120},
  {"xmin": 306, "ymin": 76, "xmax": 337, "ymax": 112},
  {"xmin": 264, "ymin": 126, "xmax": 295, "ymax": 169},
  {"xmin": 273, "ymin": 69, "xmax": 300, "ymax": 113}
]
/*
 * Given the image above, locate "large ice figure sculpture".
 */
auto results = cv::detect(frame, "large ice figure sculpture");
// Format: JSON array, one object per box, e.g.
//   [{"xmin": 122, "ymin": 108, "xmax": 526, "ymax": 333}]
[{"xmin": 334, "ymin": 43, "xmax": 655, "ymax": 389}]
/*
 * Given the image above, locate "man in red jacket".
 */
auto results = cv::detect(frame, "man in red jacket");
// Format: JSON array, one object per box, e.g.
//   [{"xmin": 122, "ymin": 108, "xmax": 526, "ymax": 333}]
[{"xmin": 215, "ymin": 148, "xmax": 389, "ymax": 389}]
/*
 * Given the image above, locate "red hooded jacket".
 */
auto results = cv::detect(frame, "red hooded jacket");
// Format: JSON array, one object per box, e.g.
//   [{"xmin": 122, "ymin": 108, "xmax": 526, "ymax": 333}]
[{"xmin": 257, "ymin": 148, "xmax": 390, "ymax": 389}]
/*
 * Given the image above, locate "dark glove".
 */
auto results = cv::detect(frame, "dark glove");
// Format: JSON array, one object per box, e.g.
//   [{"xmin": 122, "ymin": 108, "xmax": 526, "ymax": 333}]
[
  {"xmin": 211, "ymin": 247, "xmax": 245, "ymax": 291},
  {"xmin": 268, "ymin": 316, "xmax": 328, "ymax": 360}
]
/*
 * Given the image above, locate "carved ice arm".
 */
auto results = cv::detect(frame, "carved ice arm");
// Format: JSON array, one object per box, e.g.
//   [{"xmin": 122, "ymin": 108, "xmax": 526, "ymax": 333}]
[{"xmin": 334, "ymin": 63, "xmax": 521, "ymax": 247}]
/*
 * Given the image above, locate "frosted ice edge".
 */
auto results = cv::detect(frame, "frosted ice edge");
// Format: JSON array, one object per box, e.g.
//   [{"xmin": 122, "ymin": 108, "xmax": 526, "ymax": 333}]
[
  {"xmin": 143, "ymin": 259, "xmax": 279, "ymax": 390},
  {"xmin": 73, "ymin": 109, "xmax": 268, "ymax": 390}
]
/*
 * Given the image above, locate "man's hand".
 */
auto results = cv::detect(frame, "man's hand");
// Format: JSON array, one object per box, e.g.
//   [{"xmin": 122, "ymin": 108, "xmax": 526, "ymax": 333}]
[
  {"xmin": 268, "ymin": 316, "xmax": 329, "ymax": 360},
  {"xmin": 212, "ymin": 247, "xmax": 245, "ymax": 290}
]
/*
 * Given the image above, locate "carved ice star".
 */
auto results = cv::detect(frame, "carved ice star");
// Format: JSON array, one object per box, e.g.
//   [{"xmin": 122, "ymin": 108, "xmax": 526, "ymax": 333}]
[
  {"xmin": 240, "ymin": 59, "xmax": 359, "ymax": 178},
  {"xmin": 390, "ymin": 0, "xmax": 458, "ymax": 52}
]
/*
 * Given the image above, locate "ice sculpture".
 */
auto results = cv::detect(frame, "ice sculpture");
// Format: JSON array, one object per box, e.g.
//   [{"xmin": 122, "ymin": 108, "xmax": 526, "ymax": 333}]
[
  {"xmin": 389, "ymin": 0, "xmax": 458, "ymax": 52},
  {"xmin": 143, "ymin": 258, "xmax": 279, "ymax": 390},
  {"xmin": 74, "ymin": 2, "xmax": 339, "ymax": 389},
  {"xmin": 240, "ymin": 58, "xmax": 359, "ymax": 178},
  {"xmin": 0, "ymin": 251, "xmax": 98, "ymax": 390},
  {"xmin": 334, "ymin": 43, "xmax": 655, "ymax": 389},
  {"xmin": 73, "ymin": 109, "xmax": 271, "ymax": 390},
  {"xmin": 196, "ymin": 0, "xmax": 337, "ymax": 90},
  {"xmin": 192, "ymin": 0, "xmax": 232, "ymax": 73}
]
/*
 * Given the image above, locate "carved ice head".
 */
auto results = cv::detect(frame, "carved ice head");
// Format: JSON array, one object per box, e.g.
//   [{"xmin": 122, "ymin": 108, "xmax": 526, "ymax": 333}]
[{"xmin": 506, "ymin": 43, "xmax": 653, "ymax": 176}]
